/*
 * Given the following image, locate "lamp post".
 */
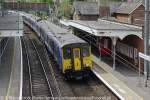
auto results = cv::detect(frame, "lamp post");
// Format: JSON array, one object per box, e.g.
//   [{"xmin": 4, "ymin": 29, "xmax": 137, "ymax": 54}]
[
  {"xmin": 144, "ymin": 0, "xmax": 150, "ymax": 83},
  {"xmin": 48, "ymin": 0, "xmax": 51, "ymax": 16},
  {"xmin": 17, "ymin": 0, "xmax": 20, "ymax": 34},
  {"xmin": 1, "ymin": 0, "xmax": 4, "ymax": 17}
]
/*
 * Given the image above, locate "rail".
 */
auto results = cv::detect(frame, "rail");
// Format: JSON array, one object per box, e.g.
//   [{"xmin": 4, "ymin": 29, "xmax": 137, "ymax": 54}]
[
  {"xmin": 43, "ymin": 43, "xmax": 62, "ymax": 99},
  {"xmin": 22, "ymin": 36, "xmax": 54, "ymax": 99},
  {"xmin": 0, "ymin": 38, "xmax": 9, "ymax": 58}
]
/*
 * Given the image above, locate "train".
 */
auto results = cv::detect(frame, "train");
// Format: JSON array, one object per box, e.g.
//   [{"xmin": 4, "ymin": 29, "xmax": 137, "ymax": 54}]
[{"xmin": 22, "ymin": 13, "xmax": 93, "ymax": 79}]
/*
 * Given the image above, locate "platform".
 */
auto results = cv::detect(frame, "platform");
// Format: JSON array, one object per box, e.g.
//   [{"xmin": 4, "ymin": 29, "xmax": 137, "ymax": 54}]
[
  {"xmin": 0, "ymin": 37, "xmax": 22, "ymax": 100},
  {"xmin": 0, "ymin": 13, "xmax": 23, "ymax": 37},
  {"xmin": 0, "ymin": 37, "xmax": 14, "ymax": 97},
  {"xmin": 92, "ymin": 55, "xmax": 144, "ymax": 100}
]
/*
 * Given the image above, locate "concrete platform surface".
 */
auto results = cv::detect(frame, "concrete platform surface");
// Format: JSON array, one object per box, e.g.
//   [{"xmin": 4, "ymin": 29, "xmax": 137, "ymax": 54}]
[
  {"xmin": 0, "ymin": 37, "xmax": 22, "ymax": 100},
  {"xmin": 6, "ymin": 37, "xmax": 23, "ymax": 100},
  {"xmin": 0, "ymin": 38, "xmax": 14, "ymax": 98},
  {"xmin": 92, "ymin": 55, "xmax": 145, "ymax": 100}
]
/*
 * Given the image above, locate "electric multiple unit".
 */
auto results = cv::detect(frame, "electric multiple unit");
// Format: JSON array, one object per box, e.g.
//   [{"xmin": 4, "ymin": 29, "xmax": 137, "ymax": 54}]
[{"xmin": 23, "ymin": 13, "xmax": 93, "ymax": 79}]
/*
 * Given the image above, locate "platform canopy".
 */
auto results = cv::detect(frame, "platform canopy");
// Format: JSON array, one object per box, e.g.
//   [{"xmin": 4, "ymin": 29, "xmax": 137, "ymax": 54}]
[
  {"xmin": 0, "ymin": 12, "xmax": 23, "ymax": 37},
  {"xmin": 60, "ymin": 19, "xmax": 143, "ymax": 40},
  {"xmin": 60, "ymin": 19, "xmax": 143, "ymax": 70}
]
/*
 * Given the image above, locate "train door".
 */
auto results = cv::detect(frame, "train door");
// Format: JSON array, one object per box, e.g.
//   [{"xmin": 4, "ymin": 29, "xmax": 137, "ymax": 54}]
[{"xmin": 73, "ymin": 48, "xmax": 81, "ymax": 71}]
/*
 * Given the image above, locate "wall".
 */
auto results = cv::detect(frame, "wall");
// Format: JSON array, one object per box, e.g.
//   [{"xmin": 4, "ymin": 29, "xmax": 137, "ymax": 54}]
[
  {"xmin": 80, "ymin": 15, "xmax": 99, "ymax": 20},
  {"xmin": 116, "ymin": 5, "xmax": 145, "ymax": 26},
  {"xmin": 116, "ymin": 14, "xmax": 130, "ymax": 23},
  {"xmin": 131, "ymin": 5, "xmax": 145, "ymax": 26},
  {"xmin": 118, "ymin": 35, "xmax": 144, "ymax": 71},
  {"xmin": 99, "ymin": 6, "xmax": 110, "ymax": 18},
  {"xmin": 4, "ymin": 2, "xmax": 49, "ymax": 11}
]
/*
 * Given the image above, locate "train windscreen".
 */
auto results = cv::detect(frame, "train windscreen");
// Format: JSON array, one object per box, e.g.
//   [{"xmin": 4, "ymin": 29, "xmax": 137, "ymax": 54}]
[
  {"xmin": 63, "ymin": 47, "xmax": 71, "ymax": 59},
  {"xmin": 82, "ymin": 46, "xmax": 90, "ymax": 57}
]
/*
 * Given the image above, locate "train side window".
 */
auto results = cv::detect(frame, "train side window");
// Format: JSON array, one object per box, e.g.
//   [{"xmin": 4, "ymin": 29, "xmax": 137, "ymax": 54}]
[
  {"xmin": 82, "ymin": 46, "xmax": 90, "ymax": 57},
  {"xmin": 63, "ymin": 47, "xmax": 71, "ymax": 59}
]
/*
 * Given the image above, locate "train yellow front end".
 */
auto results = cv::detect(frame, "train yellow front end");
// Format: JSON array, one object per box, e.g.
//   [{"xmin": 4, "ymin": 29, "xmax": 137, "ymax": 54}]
[{"xmin": 62, "ymin": 44, "xmax": 92, "ymax": 79}]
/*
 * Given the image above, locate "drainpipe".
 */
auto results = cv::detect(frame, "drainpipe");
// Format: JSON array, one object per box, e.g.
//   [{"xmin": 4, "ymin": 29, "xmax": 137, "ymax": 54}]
[{"xmin": 144, "ymin": 0, "xmax": 149, "ymax": 81}]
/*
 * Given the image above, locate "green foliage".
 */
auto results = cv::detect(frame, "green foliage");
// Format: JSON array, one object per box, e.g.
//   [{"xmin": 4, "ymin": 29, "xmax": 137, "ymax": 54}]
[
  {"xmin": 17, "ymin": 0, "xmax": 53, "ymax": 8},
  {"xmin": 57, "ymin": 0, "xmax": 72, "ymax": 19},
  {"xmin": 111, "ymin": 0, "xmax": 122, "ymax": 1},
  {"xmin": 18, "ymin": 0, "xmax": 53, "ymax": 4}
]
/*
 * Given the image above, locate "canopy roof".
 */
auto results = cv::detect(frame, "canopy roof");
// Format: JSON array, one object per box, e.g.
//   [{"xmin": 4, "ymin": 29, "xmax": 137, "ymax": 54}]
[
  {"xmin": 115, "ymin": 2, "xmax": 143, "ymax": 14},
  {"xmin": 60, "ymin": 19, "xmax": 142, "ymax": 40}
]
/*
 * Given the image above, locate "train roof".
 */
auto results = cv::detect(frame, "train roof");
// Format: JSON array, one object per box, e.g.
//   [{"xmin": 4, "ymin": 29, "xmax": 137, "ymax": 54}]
[
  {"xmin": 38, "ymin": 20, "xmax": 86, "ymax": 47},
  {"xmin": 22, "ymin": 13, "xmax": 41, "ymax": 22}
]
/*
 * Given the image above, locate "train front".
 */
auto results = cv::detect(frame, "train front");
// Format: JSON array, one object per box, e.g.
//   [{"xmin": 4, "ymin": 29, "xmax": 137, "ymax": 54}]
[{"xmin": 62, "ymin": 43, "xmax": 93, "ymax": 79}]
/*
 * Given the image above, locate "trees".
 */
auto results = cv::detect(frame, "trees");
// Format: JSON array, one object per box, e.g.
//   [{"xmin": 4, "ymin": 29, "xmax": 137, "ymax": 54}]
[
  {"xmin": 57, "ymin": 0, "xmax": 72, "ymax": 19},
  {"xmin": 19, "ymin": 0, "xmax": 53, "ymax": 4}
]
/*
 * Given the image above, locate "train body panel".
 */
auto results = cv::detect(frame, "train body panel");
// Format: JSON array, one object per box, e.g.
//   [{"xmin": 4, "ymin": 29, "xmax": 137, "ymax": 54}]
[{"xmin": 83, "ymin": 46, "xmax": 92, "ymax": 70}]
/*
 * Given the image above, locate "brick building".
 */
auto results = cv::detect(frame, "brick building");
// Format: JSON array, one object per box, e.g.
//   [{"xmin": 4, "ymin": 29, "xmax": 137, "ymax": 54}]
[{"xmin": 113, "ymin": 1, "xmax": 145, "ymax": 26}]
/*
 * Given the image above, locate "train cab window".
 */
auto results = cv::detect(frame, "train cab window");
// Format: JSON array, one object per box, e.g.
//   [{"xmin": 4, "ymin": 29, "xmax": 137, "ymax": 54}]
[
  {"xmin": 82, "ymin": 46, "xmax": 90, "ymax": 57},
  {"xmin": 63, "ymin": 47, "xmax": 71, "ymax": 59}
]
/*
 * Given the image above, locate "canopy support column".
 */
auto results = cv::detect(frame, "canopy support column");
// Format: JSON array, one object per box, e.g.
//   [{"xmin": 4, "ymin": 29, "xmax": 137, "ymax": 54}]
[
  {"xmin": 111, "ymin": 37, "xmax": 118, "ymax": 70},
  {"xmin": 98, "ymin": 37, "xmax": 102, "ymax": 61}
]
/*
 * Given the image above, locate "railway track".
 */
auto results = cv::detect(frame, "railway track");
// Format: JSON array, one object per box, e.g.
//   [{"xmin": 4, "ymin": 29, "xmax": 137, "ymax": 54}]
[
  {"xmin": 48, "ymin": 49, "xmax": 118, "ymax": 100},
  {"xmin": 22, "ymin": 35, "xmax": 54, "ymax": 99},
  {"xmin": 22, "ymin": 25, "xmax": 118, "ymax": 100},
  {"xmin": 0, "ymin": 37, "xmax": 9, "ymax": 58},
  {"xmin": 32, "ymin": 36, "xmax": 62, "ymax": 98}
]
